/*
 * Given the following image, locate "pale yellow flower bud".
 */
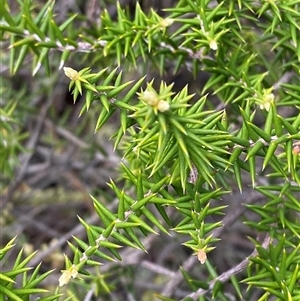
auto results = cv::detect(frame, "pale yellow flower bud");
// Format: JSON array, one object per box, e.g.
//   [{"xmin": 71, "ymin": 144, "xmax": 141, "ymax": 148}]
[
  {"xmin": 63, "ymin": 67, "xmax": 80, "ymax": 81},
  {"xmin": 142, "ymin": 90, "xmax": 159, "ymax": 106},
  {"xmin": 157, "ymin": 100, "xmax": 170, "ymax": 112},
  {"xmin": 58, "ymin": 265, "xmax": 78, "ymax": 287},
  {"xmin": 292, "ymin": 141, "xmax": 300, "ymax": 155},
  {"xmin": 160, "ymin": 18, "xmax": 174, "ymax": 28},
  {"xmin": 69, "ymin": 265, "xmax": 78, "ymax": 278},
  {"xmin": 59, "ymin": 270, "xmax": 71, "ymax": 287},
  {"xmin": 259, "ymin": 91, "xmax": 274, "ymax": 111},
  {"xmin": 265, "ymin": 93, "xmax": 274, "ymax": 102},
  {"xmin": 197, "ymin": 249, "xmax": 207, "ymax": 264},
  {"xmin": 209, "ymin": 40, "xmax": 218, "ymax": 50}
]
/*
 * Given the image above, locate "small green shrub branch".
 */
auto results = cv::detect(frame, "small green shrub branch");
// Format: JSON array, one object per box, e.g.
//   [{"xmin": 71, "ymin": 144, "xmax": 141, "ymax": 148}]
[
  {"xmin": 1, "ymin": 0, "xmax": 300, "ymax": 300},
  {"xmin": 0, "ymin": 237, "xmax": 64, "ymax": 301}
]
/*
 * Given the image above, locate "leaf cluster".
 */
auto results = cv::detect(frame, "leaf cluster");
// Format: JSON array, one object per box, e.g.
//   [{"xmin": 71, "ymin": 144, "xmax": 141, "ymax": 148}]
[
  {"xmin": 0, "ymin": 237, "xmax": 63, "ymax": 301},
  {"xmin": 1, "ymin": 0, "xmax": 300, "ymax": 300}
]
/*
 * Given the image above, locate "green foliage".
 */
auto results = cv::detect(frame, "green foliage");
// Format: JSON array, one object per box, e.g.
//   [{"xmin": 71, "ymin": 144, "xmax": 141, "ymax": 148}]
[
  {"xmin": 0, "ymin": 237, "xmax": 62, "ymax": 301},
  {"xmin": 0, "ymin": 78, "xmax": 28, "ymax": 184},
  {"xmin": 1, "ymin": 0, "xmax": 300, "ymax": 300},
  {"xmin": 244, "ymin": 235, "xmax": 300, "ymax": 301}
]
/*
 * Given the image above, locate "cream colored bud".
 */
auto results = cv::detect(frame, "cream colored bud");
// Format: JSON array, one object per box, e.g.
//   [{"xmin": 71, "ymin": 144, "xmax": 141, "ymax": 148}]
[
  {"xmin": 209, "ymin": 40, "xmax": 218, "ymax": 50},
  {"xmin": 160, "ymin": 18, "xmax": 174, "ymax": 27},
  {"xmin": 260, "ymin": 93, "xmax": 274, "ymax": 111},
  {"xmin": 265, "ymin": 93, "xmax": 274, "ymax": 102},
  {"xmin": 260, "ymin": 102, "xmax": 271, "ymax": 111},
  {"xmin": 197, "ymin": 249, "xmax": 207, "ymax": 264},
  {"xmin": 157, "ymin": 100, "xmax": 170, "ymax": 112},
  {"xmin": 63, "ymin": 67, "xmax": 80, "ymax": 81},
  {"xmin": 58, "ymin": 265, "xmax": 78, "ymax": 287},
  {"xmin": 69, "ymin": 265, "xmax": 78, "ymax": 278},
  {"xmin": 143, "ymin": 90, "xmax": 159, "ymax": 106},
  {"xmin": 59, "ymin": 270, "xmax": 71, "ymax": 287},
  {"xmin": 292, "ymin": 141, "xmax": 300, "ymax": 155}
]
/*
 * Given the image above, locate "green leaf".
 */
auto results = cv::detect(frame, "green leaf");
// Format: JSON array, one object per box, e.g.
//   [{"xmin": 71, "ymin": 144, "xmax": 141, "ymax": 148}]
[
  {"xmin": 124, "ymin": 228, "xmax": 147, "ymax": 251},
  {"xmin": 0, "ymin": 273, "xmax": 15, "ymax": 283},
  {"xmin": 131, "ymin": 194, "xmax": 154, "ymax": 211},
  {"xmin": 129, "ymin": 214, "xmax": 158, "ymax": 234},
  {"xmin": 22, "ymin": 15, "xmax": 45, "ymax": 40},
  {"xmin": 212, "ymin": 280, "xmax": 223, "ymax": 298},
  {"xmin": 247, "ymin": 121, "xmax": 271, "ymax": 142},
  {"xmin": 230, "ymin": 275, "xmax": 243, "ymax": 299},
  {"xmin": 233, "ymin": 160, "xmax": 242, "ymax": 193},
  {"xmin": 141, "ymin": 206, "xmax": 170, "ymax": 235},
  {"xmin": 288, "ymin": 263, "xmax": 299, "ymax": 292},
  {"xmin": 263, "ymin": 142, "xmax": 278, "ymax": 170},
  {"xmin": 107, "ymin": 80, "xmax": 134, "ymax": 98},
  {"xmin": 0, "ymin": 285, "xmax": 24, "ymax": 301},
  {"xmin": 246, "ymin": 140, "xmax": 265, "ymax": 161},
  {"xmin": 113, "ymin": 229, "xmax": 145, "ymax": 250},
  {"xmin": 37, "ymin": 294, "xmax": 64, "ymax": 301},
  {"xmin": 59, "ymin": 13, "xmax": 78, "ymax": 32},
  {"xmin": 91, "ymin": 195, "xmax": 116, "ymax": 226},
  {"xmin": 279, "ymin": 116, "xmax": 299, "ymax": 135},
  {"xmin": 13, "ymin": 44, "xmax": 30, "ymax": 74},
  {"xmin": 248, "ymin": 155, "xmax": 256, "ymax": 187},
  {"xmin": 12, "ymin": 288, "xmax": 49, "ymax": 295},
  {"xmin": 13, "ymin": 250, "xmax": 37, "ymax": 270}
]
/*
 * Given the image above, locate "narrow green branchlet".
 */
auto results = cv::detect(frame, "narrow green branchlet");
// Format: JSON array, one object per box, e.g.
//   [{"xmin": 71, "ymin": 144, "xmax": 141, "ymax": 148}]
[{"xmin": 1, "ymin": 0, "xmax": 300, "ymax": 300}]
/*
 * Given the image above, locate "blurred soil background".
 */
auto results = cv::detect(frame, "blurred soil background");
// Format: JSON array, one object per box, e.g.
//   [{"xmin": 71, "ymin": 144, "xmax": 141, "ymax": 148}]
[{"xmin": 1, "ymin": 1, "xmax": 298, "ymax": 300}]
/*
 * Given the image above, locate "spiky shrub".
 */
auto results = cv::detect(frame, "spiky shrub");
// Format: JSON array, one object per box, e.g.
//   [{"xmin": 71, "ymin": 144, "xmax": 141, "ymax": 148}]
[
  {"xmin": 0, "ymin": 237, "xmax": 64, "ymax": 301},
  {"xmin": 1, "ymin": 0, "xmax": 300, "ymax": 300}
]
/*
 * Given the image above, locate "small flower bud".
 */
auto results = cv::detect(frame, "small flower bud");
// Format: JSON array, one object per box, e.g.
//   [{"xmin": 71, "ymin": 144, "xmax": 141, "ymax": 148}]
[
  {"xmin": 160, "ymin": 18, "xmax": 174, "ymax": 28},
  {"xmin": 265, "ymin": 93, "xmax": 274, "ymax": 102},
  {"xmin": 157, "ymin": 100, "xmax": 170, "ymax": 112},
  {"xmin": 63, "ymin": 67, "xmax": 80, "ymax": 81},
  {"xmin": 209, "ymin": 40, "xmax": 218, "ymax": 50},
  {"xmin": 69, "ymin": 265, "xmax": 78, "ymax": 278},
  {"xmin": 59, "ymin": 270, "xmax": 71, "ymax": 287},
  {"xmin": 197, "ymin": 249, "xmax": 207, "ymax": 264},
  {"xmin": 260, "ymin": 91, "xmax": 274, "ymax": 111},
  {"xmin": 142, "ymin": 90, "xmax": 159, "ymax": 106},
  {"xmin": 58, "ymin": 265, "xmax": 78, "ymax": 287},
  {"xmin": 292, "ymin": 141, "xmax": 300, "ymax": 155}
]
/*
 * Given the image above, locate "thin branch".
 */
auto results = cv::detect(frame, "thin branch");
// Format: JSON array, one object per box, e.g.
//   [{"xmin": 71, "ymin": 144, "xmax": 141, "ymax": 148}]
[
  {"xmin": 140, "ymin": 260, "xmax": 177, "ymax": 278},
  {"xmin": 159, "ymin": 191, "xmax": 265, "ymax": 298},
  {"xmin": 183, "ymin": 234, "xmax": 271, "ymax": 300}
]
